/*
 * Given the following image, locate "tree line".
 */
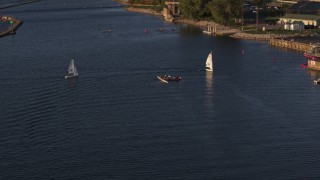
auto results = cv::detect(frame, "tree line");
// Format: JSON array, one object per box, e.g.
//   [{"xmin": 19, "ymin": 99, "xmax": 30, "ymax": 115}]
[
  {"xmin": 127, "ymin": 0, "xmax": 165, "ymax": 6},
  {"xmin": 180, "ymin": 0, "xmax": 267, "ymax": 24},
  {"xmin": 128, "ymin": 0, "xmax": 267, "ymax": 26}
]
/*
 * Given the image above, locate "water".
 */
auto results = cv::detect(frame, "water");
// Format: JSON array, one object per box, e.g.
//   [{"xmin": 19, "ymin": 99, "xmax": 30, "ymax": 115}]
[{"xmin": 1, "ymin": 0, "xmax": 320, "ymax": 179}]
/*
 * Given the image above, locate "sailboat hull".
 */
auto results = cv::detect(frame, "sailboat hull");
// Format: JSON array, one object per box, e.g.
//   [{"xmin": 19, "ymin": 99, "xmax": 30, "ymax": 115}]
[
  {"xmin": 157, "ymin": 76, "xmax": 168, "ymax": 83},
  {"xmin": 65, "ymin": 75, "xmax": 78, "ymax": 79}
]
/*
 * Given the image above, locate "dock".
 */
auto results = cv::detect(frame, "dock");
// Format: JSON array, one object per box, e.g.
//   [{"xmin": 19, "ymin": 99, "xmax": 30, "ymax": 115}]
[{"xmin": 203, "ymin": 23, "xmax": 240, "ymax": 36}]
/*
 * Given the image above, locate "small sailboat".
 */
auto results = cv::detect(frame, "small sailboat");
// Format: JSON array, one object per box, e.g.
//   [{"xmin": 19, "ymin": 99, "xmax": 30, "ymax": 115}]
[
  {"xmin": 205, "ymin": 51, "xmax": 213, "ymax": 72},
  {"xmin": 65, "ymin": 59, "xmax": 78, "ymax": 79}
]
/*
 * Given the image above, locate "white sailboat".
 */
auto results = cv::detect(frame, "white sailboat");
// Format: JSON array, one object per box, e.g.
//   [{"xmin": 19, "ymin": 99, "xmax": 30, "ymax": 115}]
[
  {"xmin": 65, "ymin": 59, "xmax": 78, "ymax": 79},
  {"xmin": 205, "ymin": 51, "xmax": 213, "ymax": 72}
]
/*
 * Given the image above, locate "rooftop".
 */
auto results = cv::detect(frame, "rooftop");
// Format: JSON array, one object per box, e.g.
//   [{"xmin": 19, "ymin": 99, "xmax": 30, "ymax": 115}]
[
  {"xmin": 281, "ymin": 13, "xmax": 320, "ymax": 20},
  {"xmin": 288, "ymin": 1, "xmax": 320, "ymax": 14}
]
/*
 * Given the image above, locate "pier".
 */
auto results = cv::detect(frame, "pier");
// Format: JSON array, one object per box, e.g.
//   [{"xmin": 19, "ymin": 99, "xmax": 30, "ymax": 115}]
[{"xmin": 203, "ymin": 23, "xmax": 240, "ymax": 36}]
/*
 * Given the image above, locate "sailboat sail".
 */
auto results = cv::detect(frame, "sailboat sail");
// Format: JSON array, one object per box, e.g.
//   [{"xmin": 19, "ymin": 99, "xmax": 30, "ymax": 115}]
[
  {"xmin": 205, "ymin": 51, "xmax": 213, "ymax": 71},
  {"xmin": 65, "ymin": 59, "xmax": 78, "ymax": 79}
]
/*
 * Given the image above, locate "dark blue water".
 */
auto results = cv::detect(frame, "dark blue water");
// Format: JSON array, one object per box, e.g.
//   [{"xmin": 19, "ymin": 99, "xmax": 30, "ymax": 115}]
[{"xmin": 1, "ymin": 0, "xmax": 320, "ymax": 179}]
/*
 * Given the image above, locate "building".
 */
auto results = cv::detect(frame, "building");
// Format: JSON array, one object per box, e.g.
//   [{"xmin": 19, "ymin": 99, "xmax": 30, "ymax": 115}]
[
  {"xmin": 280, "ymin": 14, "xmax": 320, "ymax": 29},
  {"xmin": 284, "ymin": 21, "xmax": 305, "ymax": 30},
  {"xmin": 290, "ymin": 21, "xmax": 305, "ymax": 30},
  {"xmin": 163, "ymin": 0, "xmax": 180, "ymax": 22},
  {"xmin": 279, "ymin": 0, "xmax": 320, "ymax": 29}
]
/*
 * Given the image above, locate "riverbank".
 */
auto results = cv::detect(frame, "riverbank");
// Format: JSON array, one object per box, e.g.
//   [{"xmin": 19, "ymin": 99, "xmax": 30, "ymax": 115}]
[
  {"xmin": 123, "ymin": 7, "xmax": 242, "ymax": 36},
  {"xmin": 123, "ymin": 4, "xmax": 319, "ymax": 52},
  {"xmin": 173, "ymin": 18, "xmax": 301, "ymax": 41},
  {"xmin": 124, "ymin": 6, "xmax": 235, "ymax": 30},
  {"xmin": 123, "ymin": 5, "xmax": 280, "ymax": 38},
  {"xmin": 124, "ymin": 5, "xmax": 162, "ymax": 17}
]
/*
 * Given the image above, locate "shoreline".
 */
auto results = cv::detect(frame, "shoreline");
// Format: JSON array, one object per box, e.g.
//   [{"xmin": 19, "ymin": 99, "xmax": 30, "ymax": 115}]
[
  {"xmin": 123, "ymin": 4, "xmax": 319, "ymax": 52},
  {"xmin": 124, "ymin": 6, "xmax": 162, "ymax": 17}
]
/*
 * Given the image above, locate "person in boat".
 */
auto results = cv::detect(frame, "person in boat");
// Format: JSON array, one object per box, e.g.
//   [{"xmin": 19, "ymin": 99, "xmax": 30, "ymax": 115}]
[
  {"xmin": 158, "ymin": 74, "xmax": 182, "ymax": 81},
  {"xmin": 167, "ymin": 75, "xmax": 181, "ymax": 81},
  {"xmin": 163, "ymin": 75, "xmax": 167, "ymax": 79},
  {"xmin": 172, "ymin": 76, "xmax": 181, "ymax": 80}
]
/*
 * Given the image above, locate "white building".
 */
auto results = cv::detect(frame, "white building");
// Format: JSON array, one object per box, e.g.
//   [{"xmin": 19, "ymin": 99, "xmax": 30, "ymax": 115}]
[{"xmin": 279, "ymin": 14, "xmax": 320, "ymax": 28}]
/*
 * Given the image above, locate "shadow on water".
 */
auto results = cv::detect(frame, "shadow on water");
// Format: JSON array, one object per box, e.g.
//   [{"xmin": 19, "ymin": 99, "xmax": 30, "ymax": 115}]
[
  {"xmin": 179, "ymin": 24, "xmax": 202, "ymax": 36},
  {"xmin": 66, "ymin": 77, "xmax": 78, "ymax": 88},
  {"xmin": 205, "ymin": 71, "xmax": 214, "ymax": 109}
]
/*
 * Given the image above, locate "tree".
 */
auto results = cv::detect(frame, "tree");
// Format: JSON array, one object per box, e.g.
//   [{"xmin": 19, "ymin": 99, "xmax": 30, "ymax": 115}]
[
  {"xmin": 252, "ymin": 0, "xmax": 266, "ymax": 30},
  {"xmin": 207, "ymin": 0, "xmax": 243, "ymax": 25},
  {"xmin": 207, "ymin": 0, "xmax": 227, "ymax": 24},
  {"xmin": 180, "ymin": 0, "xmax": 211, "ymax": 19}
]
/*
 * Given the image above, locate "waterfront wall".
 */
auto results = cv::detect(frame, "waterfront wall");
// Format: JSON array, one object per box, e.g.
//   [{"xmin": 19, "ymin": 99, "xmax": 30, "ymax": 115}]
[
  {"xmin": 269, "ymin": 38, "xmax": 313, "ymax": 52},
  {"xmin": 231, "ymin": 32, "xmax": 272, "ymax": 41}
]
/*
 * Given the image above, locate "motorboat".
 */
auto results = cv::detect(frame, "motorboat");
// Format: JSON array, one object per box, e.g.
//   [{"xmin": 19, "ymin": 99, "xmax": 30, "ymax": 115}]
[{"xmin": 157, "ymin": 75, "xmax": 182, "ymax": 83}]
